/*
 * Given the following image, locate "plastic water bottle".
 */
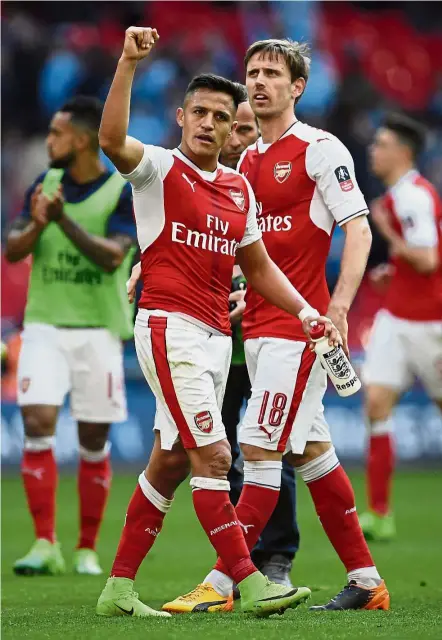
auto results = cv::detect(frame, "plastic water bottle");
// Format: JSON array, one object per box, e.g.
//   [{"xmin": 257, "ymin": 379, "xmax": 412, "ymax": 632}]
[{"xmin": 310, "ymin": 323, "xmax": 362, "ymax": 397}]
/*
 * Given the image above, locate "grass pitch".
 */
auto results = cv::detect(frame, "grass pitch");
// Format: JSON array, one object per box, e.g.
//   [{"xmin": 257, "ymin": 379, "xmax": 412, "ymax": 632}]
[{"xmin": 2, "ymin": 469, "xmax": 442, "ymax": 639}]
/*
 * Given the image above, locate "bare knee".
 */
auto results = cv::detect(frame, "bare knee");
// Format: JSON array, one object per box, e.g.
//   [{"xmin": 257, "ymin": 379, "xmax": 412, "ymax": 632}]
[
  {"xmin": 188, "ymin": 439, "xmax": 232, "ymax": 480},
  {"xmin": 78, "ymin": 422, "xmax": 110, "ymax": 451},
  {"xmin": 241, "ymin": 443, "xmax": 282, "ymax": 462},
  {"xmin": 146, "ymin": 439, "xmax": 190, "ymax": 498},
  {"xmin": 365, "ymin": 385, "xmax": 399, "ymax": 422},
  {"xmin": 288, "ymin": 441, "xmax": 332, "ymax": 467},
  {"xmin": 21, "ymin": 406, "xmax": 57, "ymax": 439}
]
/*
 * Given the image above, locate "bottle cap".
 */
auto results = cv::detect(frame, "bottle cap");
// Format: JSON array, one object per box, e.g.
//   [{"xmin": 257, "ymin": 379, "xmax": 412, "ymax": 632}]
[{"xmin": 309, "ymin": 323, "xmax": 325, "ymax": 340}]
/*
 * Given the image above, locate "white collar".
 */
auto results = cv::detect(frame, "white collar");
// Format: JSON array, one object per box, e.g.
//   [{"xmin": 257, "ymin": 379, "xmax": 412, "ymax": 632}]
[
  {"xmin": 256, "ymin": 120, "xmax": 299, "ymax": 154},
  {"xmin": 389, "ymin": 168, "xmax": 420, "ymax": 193},
  {"xmin": 174, "ymin": 147, "xmax": 219, "ymax": 182}
]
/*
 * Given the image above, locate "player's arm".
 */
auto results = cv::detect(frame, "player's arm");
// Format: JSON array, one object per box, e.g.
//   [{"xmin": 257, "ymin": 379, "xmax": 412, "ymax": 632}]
[
  {"xmin": 45, "ymin": 186, "xmax": 135, "ymax": 273},
  {"xmin": 328, "ymin": 215, "xmax": 372, "ymax": 350},
  {"xmin": 307, "ymin": 138, "xmax": 372, "ymax": 354},
  {"xmin": 237, "ymin": 239, "xmax": 339, "ymax": 344},
  {"xmin": 4, "ymin": 184, "xmax": 48, "ymax": 262},
  {"xmin": 99, "ymin": 26, "xmax": 159, "ymax": 175},
  {"xmin": 372, "ymin": 192, "xmax": 439, "ymax": 274}
]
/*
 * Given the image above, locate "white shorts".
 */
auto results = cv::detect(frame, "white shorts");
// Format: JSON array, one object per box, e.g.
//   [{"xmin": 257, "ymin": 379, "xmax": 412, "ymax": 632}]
[
  {"xmin": 134, "ymin": 310, "xmax": 232, "ymax": 450},
  {"xmin": 17, "ymin": 324, "xmax": 127, "ymax": 422},
  {"xmin": 239, "ymin": 337, "xmax": 331, "ymax": 455},
  {"xmin": 363, "ymin": 310, "xmax": 442, "ymax": 400}
]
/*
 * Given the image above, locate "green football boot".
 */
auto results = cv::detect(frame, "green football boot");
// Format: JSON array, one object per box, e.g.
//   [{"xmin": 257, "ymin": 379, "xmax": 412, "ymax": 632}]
[
  {"xmin": 13, "ymin": 539, "xmax": 66, "ymax": 576},
  {"xmin": 359, "ymin": 511, "xmax": 396, "ymax": 542},
  {"xmin": 96, "ymin": 577, "xmax": 171, "ymax": 618},
  {"xmin": 239, "ymin": 572, "xmax": 311, "ymax": 617},
  {"xmin": 73, "ymin": 549, "xmax": 103, "ymax": 576}
]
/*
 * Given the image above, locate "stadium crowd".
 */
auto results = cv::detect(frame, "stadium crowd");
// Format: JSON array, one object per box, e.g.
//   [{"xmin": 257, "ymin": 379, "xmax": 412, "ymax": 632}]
[{"xmin": 2, "ymin": 2, "xmax": 442, "ymax": 347}]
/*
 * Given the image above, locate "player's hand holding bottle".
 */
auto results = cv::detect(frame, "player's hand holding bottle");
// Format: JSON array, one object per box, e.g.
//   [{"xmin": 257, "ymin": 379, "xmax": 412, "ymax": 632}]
[
  {"xmin": 121, "ymin": 27, "xmax": 160, "ymax": 63},
  {"xmin": 301, "ymin": 314, "xmax": 342, "ymax": 350}
]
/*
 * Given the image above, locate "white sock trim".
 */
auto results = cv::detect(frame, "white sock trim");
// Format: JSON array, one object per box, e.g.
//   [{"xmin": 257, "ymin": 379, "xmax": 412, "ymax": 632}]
[
  {"xmin": 243, "ymin": 460, "xmax": 282, "ymax": 491},
  {"xmin": 24, "ymin": 436, "xmax": 55, "ymax": 452},
  {"xmin": 79, "ymin": 442, "xmax": 111, "ymax": 462},
  {"xmin": 190, "ymin": 477, "xmax": 230, "ymax": 492},
  {"xmin": 370, "ymin": 418, "xmax": 393, "ymax": 436},
  {"xmin": 348, "ymin": 566, "xmax": 382, "ymax": 588},
  {"xmin": 138, "ymin": 472, "xmax": 173, "ymax": 514},
  {"xmin": 204, "ymin": 569, "xmax": 233, "ymax": 597},
  {"xmin": 297, "ymin": 446, "xmax": 340, "ymax": 484}
]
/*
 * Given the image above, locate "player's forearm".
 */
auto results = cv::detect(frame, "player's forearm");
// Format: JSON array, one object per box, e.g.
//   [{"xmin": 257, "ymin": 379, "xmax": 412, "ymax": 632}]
[
  {"xmin": 57, "ymin": 214, "xmax": 125, "ymax": 273},
  {"xmin": 4, "ymin": 222, "xmax": 44, "ymax": 262},
  {"xmin": 391, "ymin": 238, "xmax": 439, "ymax": 274},
  {"xmin": 99, "ymin": 57, "xmax": 138, "ymax": 161},
  {"xmin": 245, "ymin": 257, "xmax": 310, "ymax": 318},
  {"xmin": 329, "ymin": 219, "xmax": 372, "ymax": 314}
]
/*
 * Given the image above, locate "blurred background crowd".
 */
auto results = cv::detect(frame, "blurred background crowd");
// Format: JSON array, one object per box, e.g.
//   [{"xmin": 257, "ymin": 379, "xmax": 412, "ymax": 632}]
[{"xmin": 2, "ymin": 1, "xmax": 442, "ymax": 462}]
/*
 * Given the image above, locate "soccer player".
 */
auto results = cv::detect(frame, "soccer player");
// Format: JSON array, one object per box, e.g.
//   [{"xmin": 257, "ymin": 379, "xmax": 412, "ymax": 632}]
[
  {"xmin": 360, "ymin": 114, "xmax": 442, "ymax": 541},
  {"xmin": 95, "ymin": 26, "xmax": 339, "ymax": 618},
  {"xmin": 220, "ymin": 99, "xmax": 300, "ymax": 589},
  {"xmin": 5, "ymin": 96, "xmax": 137, "ymax": 576},
  {"xmin": 168, "ymin": 39, "xmax": 390, "ymax": 612}
]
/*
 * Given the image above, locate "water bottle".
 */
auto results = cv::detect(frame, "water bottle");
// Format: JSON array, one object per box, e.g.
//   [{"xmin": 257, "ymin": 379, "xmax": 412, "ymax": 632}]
[{"xmin": 310, "ymin": 323, "xmax": 361, "ymax": 397}]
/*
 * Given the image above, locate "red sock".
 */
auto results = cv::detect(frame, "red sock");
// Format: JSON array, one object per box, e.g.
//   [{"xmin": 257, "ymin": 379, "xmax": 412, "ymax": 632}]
[
  {"xmin": 367, "ymin": 433, "xmax": 395, "ymax": 516},
  {"xmin": 214, "ymin": 484, "xmax": 279, "ymax": 576},
  {"xmin": 77, "ymin": 455, "xmax": 112, "ymax": 550},
  {"xmin": 21, "ymin": 448, "xmax": 57, "ymax": 543},
  {"xmin": 192, "ymin": 487, "xmax": 257, "ymax": 585},
  {"xmin": 111, "ymin": 484, "xmax": 166, "ymax": 580},
  {"xmin": 308, "ymin": 465, "xmax": 374, "ymax": 572}
]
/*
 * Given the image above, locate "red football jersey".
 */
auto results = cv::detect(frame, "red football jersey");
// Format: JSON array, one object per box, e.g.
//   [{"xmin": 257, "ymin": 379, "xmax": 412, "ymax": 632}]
[
  {"xmin": 381, "ymin": 170, "xmax": 442, "ymax": 321},
  {"xmin": 122, "ymin": 146, "xmax": 261, "ymax": 335},
  {"xmin": 239, "ymin": 121, "xmax": 369, "ymax": 342}
]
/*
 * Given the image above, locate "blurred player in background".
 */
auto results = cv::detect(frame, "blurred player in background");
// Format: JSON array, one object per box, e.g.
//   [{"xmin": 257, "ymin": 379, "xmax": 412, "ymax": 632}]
[
  {"xmin": 360, "ymin": 114, "xmax": 442, "ymax": 541},
  {"xmin": 5, "ymin": 96, "xmax": 137, "ymax": 577},
  {"xmin": 95, "ymin": 26, "xmax": 339, "ymax": 619},
  {"xmin": 220, "ymin": 97, "xmax": 300, "ymax": 588},
  {"xmin": 171, "ymin": 38, "xmax": 390, "ymax": 613}
]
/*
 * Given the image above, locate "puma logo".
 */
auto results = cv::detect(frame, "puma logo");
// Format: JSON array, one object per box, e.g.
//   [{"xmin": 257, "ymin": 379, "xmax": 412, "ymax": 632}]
[
  {"xmin": 182, "ymin": 173, "xmax": 197, "ymax": 192},
  {"xmin": 93, "ymin": 477, "xmax": 110, "ymax": 489},
  {"xmin": 239, "ymin": 522, "xmax": 255, "ymax": 535},
  {"xmin": 259, "ymin": 425, "xmax": 275, "ymax": 441},
  {"xmin": 22, "ymin": 467, "xmax": 45, "ymax": 480}
]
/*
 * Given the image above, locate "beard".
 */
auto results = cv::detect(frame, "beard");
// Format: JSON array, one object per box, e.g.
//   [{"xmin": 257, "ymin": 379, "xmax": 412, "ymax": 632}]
[{"xmin": 49, "ymin": 151, "xmax": 76, "ymax": 169}]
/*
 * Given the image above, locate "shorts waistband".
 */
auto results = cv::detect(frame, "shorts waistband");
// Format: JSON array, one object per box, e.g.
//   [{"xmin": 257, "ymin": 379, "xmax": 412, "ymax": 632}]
[{"xmin": 136, "ymin": 309, "xmax": 214, "ymax": 335}]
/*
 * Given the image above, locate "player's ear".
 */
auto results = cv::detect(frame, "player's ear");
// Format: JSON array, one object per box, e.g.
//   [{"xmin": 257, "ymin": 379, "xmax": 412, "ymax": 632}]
[
  {"xmin": 176, "ymin": 107, "xmax": 184, "ymax": 129},
  {"xmin": 74, "ymin": 131, "xmax": 90, "ymax": 152},
  {"xmin": 230, "ymin": 120, "xmax": 238, "ymax": 135},
  {"xmin": 292, "ymin": 77, "xmax": 306, "ymax": 103}
]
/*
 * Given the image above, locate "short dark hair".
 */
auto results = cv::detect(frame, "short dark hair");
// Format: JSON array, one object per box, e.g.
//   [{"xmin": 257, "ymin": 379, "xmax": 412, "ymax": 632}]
[
  {"xmin": 382, "ymin": 113, "xmax": 427, "ymax": 159},
  {"xmin": 184, "ymin": 74, "xmax": 245, "ymax": 110},
  {"xmin": 244, "ymin": 39, "xmax": 311, "ymax": 104},
  {"xmin": 235, "ymin": 83, "xmax": 249, "ymax": 104},
  {"xmin": 59, "ymin": 95, "xmax": 103, "ymax": 149}
]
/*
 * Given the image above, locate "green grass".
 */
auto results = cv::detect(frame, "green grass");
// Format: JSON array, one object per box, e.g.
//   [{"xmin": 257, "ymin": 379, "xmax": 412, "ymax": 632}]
[{"xmin": 2, "ymin": 469, "xmax": 442, "ymax": 639}]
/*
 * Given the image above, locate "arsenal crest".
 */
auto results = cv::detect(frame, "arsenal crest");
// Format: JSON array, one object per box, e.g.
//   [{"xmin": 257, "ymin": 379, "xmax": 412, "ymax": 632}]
[
  {"xmin": 229, "ymin": 189, "xmax": 245, "ymax": 211},
  {"xmin": 20, "ymin": 377, "xmax": 31, "ymax": 393},
  {"xmin": 323, "ymin": 348, "xmax": 351, "ymax": 380},
  {"xmin": 194, "ymin": 410, "xmax": 214, "ymax": 433},
  {"xmin": 274, "ymin": 161, "xmax": 292, "ymax": 184}
]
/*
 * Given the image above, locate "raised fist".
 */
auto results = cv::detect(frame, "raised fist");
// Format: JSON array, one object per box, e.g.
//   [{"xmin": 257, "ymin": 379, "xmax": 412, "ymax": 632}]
[{"xmin": 121, "ymin": 27, "xmax": 160, "ymax": 62}]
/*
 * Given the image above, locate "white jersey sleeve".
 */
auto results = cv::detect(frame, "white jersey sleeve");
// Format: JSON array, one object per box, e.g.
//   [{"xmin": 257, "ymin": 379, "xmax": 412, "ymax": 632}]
[
  {"xmin": 120, "ymin": 141, "xmax": 174, "ymax": 191},
  {"xmin": 306, "ymin": 137, "xmax": 369, "ymax": 226},
  {"xmin": 391, "ymin": 182, "xmax": 438, "ymax": 247},
  {"xmin": 238, "ymin": 176, "xmax": 262, "ymax": 248}
]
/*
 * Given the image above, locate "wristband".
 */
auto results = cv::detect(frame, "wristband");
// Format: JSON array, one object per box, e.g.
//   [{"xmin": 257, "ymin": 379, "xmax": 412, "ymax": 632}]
[{"xmin": 298, "ymin": 306, "xmax": 319, "ymax": 322}]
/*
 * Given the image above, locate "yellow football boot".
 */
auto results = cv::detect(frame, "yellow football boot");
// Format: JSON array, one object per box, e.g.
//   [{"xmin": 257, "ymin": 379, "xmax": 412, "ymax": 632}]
[{"xmin": 162, "ymin": 583, "xmax": 233, "ymax": 613}]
